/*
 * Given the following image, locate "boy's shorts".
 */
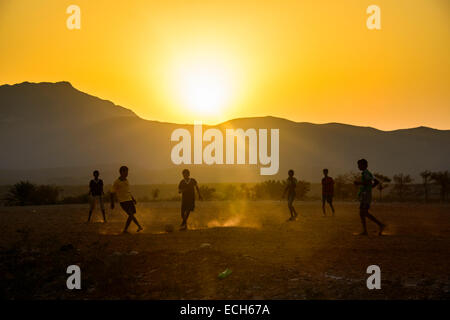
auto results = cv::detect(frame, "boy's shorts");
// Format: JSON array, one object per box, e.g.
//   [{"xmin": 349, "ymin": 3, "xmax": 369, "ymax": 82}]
[
  {"xmin": 322, "ymin": 194, "xmax": 333, "ymax": 203},
  {"xmin": 120, "ymin": 200, "xmax": 136, "ymax": 215},
  {"xmin": 89, "ymin": 195, "xmax": 105, "ymax": 211},
  {"xmin": 287, "ymin": 192, "xmax": 296, "ymax": 205},
  {"xmin": 359, "ymin": 192, "xmax": 372, "ymax": 210}
]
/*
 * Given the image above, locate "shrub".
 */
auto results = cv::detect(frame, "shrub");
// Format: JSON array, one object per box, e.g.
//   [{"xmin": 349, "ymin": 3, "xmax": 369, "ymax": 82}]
[{"xmin": 4, "ymin": 181, "xmax": 60, "ymax": 206}]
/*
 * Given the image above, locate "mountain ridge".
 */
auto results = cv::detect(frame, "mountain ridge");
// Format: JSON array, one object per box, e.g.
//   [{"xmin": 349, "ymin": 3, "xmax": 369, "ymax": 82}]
[{"xmin": 2, "ymin": 81, "xmax": 448, "ymax": 132}]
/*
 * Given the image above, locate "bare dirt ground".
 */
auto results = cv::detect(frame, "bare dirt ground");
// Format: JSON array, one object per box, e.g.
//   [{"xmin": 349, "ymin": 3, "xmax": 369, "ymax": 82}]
[{"xmin": 0, "ymin": 201, "xmax": 449, "ymax": 299}]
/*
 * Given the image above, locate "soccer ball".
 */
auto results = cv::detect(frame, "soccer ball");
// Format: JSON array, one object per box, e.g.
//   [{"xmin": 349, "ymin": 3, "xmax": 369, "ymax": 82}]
[{"xmin": 165, "ymin": 224, "xmax": 175, "ymax": 233}]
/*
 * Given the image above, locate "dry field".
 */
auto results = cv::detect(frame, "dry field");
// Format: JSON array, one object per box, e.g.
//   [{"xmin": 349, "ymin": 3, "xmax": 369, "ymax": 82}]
[{"xmin": 0, "ymin": 201, "xmax": 449, "ymax": 299}]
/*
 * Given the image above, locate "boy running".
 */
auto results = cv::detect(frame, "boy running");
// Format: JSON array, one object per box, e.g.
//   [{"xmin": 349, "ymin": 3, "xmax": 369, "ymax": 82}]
[
  {"xmin": 282, "ymin": 169, "xmax": 298, "ymax": 221},
  {"xmin": 354, "ymin": 159, "xmax": 386, "ymax": 236},
  {"xmin": 110, "ymin": 166, "xmax": 143, "ymax": 233},
  {"xmin": 321, "ymin": 169, "xmax": 335, "ymax": 216},
  {"xmin": 178, "ymin": 169, "xmax": 202, "ymax": 231},
  {"xmin": 87, "ymin": 170, "xmax": 107, "ymax": 223}
]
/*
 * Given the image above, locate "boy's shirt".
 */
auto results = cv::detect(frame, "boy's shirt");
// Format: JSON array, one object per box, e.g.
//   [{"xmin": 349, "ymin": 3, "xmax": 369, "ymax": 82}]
[
  {"xmin": 358, "ymin": 169, "xmax": 373, "ymax": 197},
  {"xmin": 321, "ymin": 176, "xmax": 334, "ymax": 196},
  {"xmin": 286, "ymin": 176, "xmax": 297, "ymax": 194},
  {"xmin": 111, "ymin": 178, "xmax": 133, "ymax": 203},
  {"xmin": 89, "ymin": 179, "xmax": 103, "ymax": 196},
  {"xmin": 178, "ymin": 178, "xmax": 197, "ymax": 200}
]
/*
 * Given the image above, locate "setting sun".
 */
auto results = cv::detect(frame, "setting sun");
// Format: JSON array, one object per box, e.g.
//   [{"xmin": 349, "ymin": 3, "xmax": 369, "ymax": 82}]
[{"xmin": 171, "ymin": 55, "xmax": 236, "ymax": 118}]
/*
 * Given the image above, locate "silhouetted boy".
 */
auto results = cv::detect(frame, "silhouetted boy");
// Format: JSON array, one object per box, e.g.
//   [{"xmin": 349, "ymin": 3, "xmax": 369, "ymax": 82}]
[
  {"xmin": 321, "ymin": 169, "xmax": 335, "ymax": 216},
  {"xmin": 354, "ymin": 159, "xmax": 386, "ymax": 235},
  {"xmin": 110, "ymin": 166, "xmax": 143, "ymax": 233},
  {"xmin": 283, "ymin": 169, "xmax": 298, "ymax": 221},
  {"xmin": 87, "ymin": 170, "xmax": 106, "ymax": 222},
  {"xmin": 178, "ymin": 169, "xmax": 202, "ymax": 230}
]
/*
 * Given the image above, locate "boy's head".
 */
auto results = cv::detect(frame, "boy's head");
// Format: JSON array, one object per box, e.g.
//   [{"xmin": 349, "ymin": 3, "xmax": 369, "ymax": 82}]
[
  {"xmin": 288, "ymin": 169, "xmax": 294, "ymax": 177},
  {"xmin": 182, "ymin": 169, "xmax": 190, "ymax": 179},
  {"xmin": 119, "ymin": 166, "xmax": 129, "ymax": 178},
  {"xmin": 357, "ymin": 159, "xmax": 368, "ymax": 171},
  {"xmin": 323, "ymin": 168, "xmax": 328, "ymax": 176},
  {"xmin": 93, "ymin": 170, "xmax": 99, "ymax": 178}
]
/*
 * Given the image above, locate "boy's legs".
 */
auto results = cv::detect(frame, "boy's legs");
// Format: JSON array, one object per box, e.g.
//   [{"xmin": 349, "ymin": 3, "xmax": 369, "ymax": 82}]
[
  {"xmin": 365, "ymin": 211, "xmax": 382, "ymax": 226},
  {"xmin": 287, "ymin": 202, "xmax": 293, "ymax": 218},
  {"xmin": 359, "ymin": 207, "xmax": 384, "ymax": 235},
  {"xmin": 183, "ymin": 210, "xmax": 192, "ymax": 226},
  {"xmin": 180, "ymin": 206, "xmax": 191, "ymax": 229},
  {"xmin": 322, "ymin": 195, "xmax": 326, "ymax": 215},
  {"xmin": 88, "ymin": 196, "xmax": 95, "ymax": 222},
  {"xmin": 121, "ymin": 201, "xmax": 142, "ymax": 233},
  {"xmin": 287, "ymin": 193, "xmax": 298, "ymax": 220},
  {"xmin": 180, "ymin": 207, "xmax": 186, "ymax": 226},
  {"xmin": 131, "ymin": 214, "xmax": 142, "ymax": 229},
  {"xmin": 124, "ymin": 215, "xmax": 133, "ymax": 232},
  {"xmin": 290, "ymin": 199, "xmax": 297, "ymax": 218},
  {"xmin": 359, "ymin": 208, "xmax": 369, "ymax": 234},
  {"xmin": 123, "ymin": 213, "xmax": 142, "ymax": 232},
  {"xmin": 99, "ymin": 196, "xmax": 107, "ymax": 222},
  {"xmin": 328, "ymin": 196, "xmax": 335, "ymax": 215}
]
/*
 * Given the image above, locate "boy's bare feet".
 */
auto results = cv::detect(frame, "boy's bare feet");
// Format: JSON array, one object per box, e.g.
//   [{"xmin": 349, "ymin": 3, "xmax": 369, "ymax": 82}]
[
  {"xmin": 379, "ymin": 224, "xmax": 386, "ymax": 236},
  {"xmin": 358, "ymin": 231, "xmax": 368, "ymax": 236},
  {"xmin": 137, "ymin": 227, "xmax": 143, "ymax": 232}
]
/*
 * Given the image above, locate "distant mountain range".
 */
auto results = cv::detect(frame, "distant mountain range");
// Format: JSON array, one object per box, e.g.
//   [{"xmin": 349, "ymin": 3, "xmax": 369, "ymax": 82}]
[{"xmin": 0, "ymin": 81, "xmax": 449, "ymax": 184}]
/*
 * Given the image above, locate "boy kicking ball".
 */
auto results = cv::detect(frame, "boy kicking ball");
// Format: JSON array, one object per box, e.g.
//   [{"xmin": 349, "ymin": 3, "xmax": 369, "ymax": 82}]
[
  {"xmin": 178, "ymin": 169, "xmax": 202, "ymax": 231},
  {"xmin": 110, "ymin": 166, "xmax": 143, "ymax": 233},
  {"xmin": 354, "ymin": 159, "xmax": 386, "ymax": 236}
]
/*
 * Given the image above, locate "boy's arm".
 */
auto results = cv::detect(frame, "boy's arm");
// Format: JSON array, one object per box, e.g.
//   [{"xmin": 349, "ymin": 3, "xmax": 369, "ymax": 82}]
[
  {"xmin": 372, "ymin": 178, "xmax": 380, "ymax": 188},
  {"xmin": 282, "ymin": 185, "xmax": 288, "ymax": 198},
  {"xmin": 355, "ymin": 173, "xmax": 372, "ymax": 186},
  {"xmin": 110, "ymin": 181, "xmax": 116, "ymax": 209},
  {"xmin": 195, "ymin": 181, "xmax": 203, "ymax": 200},
  {"xmin": 282, "ymin": 180, "xmax": 290, "ymax": 198},
  {"xmin": 110, "ymin": 192, "xmax": 115, "ymax": 209}
]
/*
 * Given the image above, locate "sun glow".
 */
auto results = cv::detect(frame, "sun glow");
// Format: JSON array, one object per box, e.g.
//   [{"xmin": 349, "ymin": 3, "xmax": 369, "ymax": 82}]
[{"xmin": 171, "ymin": 54, "xmax": 237, "ymax": 118}]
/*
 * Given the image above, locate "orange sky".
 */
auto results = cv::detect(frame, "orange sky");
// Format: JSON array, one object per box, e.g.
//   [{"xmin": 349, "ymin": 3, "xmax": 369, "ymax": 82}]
[{"xmin": 0, "ymin": 0, "xmax": 449, "ymax": 130}]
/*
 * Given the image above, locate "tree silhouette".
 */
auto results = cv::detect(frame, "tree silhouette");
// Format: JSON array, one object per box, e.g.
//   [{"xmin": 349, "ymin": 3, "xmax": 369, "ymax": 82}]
[
  {"xmin": 4, "ymin": 181, "xmax": 60, "ymax": 206},
  {"xmin": 4, "ymin": 181, "xmax": 36, "ymax": 206},
  {"xmin": 239, "ymin": 183, "xmax": 251, "ymax": 199},
  {"xmin": 430, "ymin": 171, "xmax": 449, "ymax": 202},
  {"xmin": 295, "ymin": 180, "xmax": 311, "ymax": 200},
  {"xmin": 334, "ymin": 172, "xmax": 359, "ymax": 200},
  {"xmin": 198, "ymin": 185, "xmax": 216, "ymax": 200},
  {"xmin": 392, "ymin": 174, "xmax": 413, "ymax": 201},
  {"xmin": 374, "ymin": 173, "xmax": 391, "ymax": 201},
  {"xmin": 151, "ymin": 188, "xmax": 160, "ymax": 200},
  {"xmin": 420, "ymin": 170, "xmax": 432, "ymax": 203}
]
